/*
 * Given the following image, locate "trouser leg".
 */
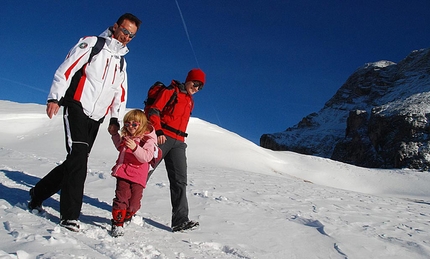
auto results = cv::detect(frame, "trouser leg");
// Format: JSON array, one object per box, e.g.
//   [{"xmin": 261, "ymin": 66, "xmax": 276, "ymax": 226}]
[
  {"xmin": 32, "ymin": 103, "xmax": 100, "ymax": 220},
  {"xmin": 59, "ymin": 142, "xmax": 89, "ymax": 220},
  {"xmin": 113, "ymin": 179, "xmax": 143, "ymax": 223},
  {"xmin": 163, "ymin": 138, "xmax": 189, "ymax": 227},
  {"xmin": 60, "ymin": 104, "xmax": 100, "ymax": 220},
  {"xmin": 112, "ymin": 178, "xmax": 131, "ymax": 211},
  {"xmin": 112, "ymin": 181, "xmax": 128, "ymax": 227},
  {"xmin": 128, "ymin": 182, "xmax": 144, "ymax": 213},
  {"xmin": 33, "ymin": 163, "xmax": 65, "ymax": 202}
]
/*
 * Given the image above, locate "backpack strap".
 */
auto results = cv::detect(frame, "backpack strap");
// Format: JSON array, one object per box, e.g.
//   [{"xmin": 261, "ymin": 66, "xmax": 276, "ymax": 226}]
[
  {"xmin": 88, "ymin": 37, "xmax": 105, "ymax": 64},
  {"xmin": 119, "ymin": 56, "xmax": 124, "ymax": 72},
  {"xmin": 161, "ymin": 123, "xmax": 188, "ymax": 137},
  {"xmin": 167, "ymin": 85, "xmax": 178, "ymax": 109}
]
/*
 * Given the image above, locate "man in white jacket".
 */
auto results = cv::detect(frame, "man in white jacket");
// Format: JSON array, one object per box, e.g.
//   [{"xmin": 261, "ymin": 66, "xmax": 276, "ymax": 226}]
[{"xmin": 28, "ymin": 13, "xmax": 141, "ymax": 232}]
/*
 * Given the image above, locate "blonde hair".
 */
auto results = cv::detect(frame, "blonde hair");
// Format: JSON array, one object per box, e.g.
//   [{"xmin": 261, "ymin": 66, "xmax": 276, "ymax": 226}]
[{"xmin": 121, "ymin": 109, "xmax": 150, "ymax": 137}]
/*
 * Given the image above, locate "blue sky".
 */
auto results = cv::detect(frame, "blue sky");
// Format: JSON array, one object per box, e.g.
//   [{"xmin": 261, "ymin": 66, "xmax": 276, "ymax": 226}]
[{"xmin": 1, "ymin": 1, "xmax": 429, "ymax": 144}]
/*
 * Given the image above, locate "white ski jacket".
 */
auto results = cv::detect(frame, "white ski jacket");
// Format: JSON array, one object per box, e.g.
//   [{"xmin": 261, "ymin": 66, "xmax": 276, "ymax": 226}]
[{"xmin": 48, "ymin": 28, "xmax": 129, "ymax": 122}]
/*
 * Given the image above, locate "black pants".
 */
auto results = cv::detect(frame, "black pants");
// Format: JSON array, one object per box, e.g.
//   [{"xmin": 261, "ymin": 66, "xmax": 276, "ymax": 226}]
[
  {"xmin": 33, "ymin": 103, "xmax": 100, "ymax": 220},
  {"xmin": 150, "ymin": 136, "xmax": 189, "ymax": 227}
]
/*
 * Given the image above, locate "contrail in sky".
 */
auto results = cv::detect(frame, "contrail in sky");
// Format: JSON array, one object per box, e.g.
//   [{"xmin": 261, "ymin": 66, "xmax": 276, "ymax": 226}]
[
  {"xmin": 175, "ymin": 0, "xmax": 200, "ymax": 68},
  {"xmin": 0, "ymin": 77, "xmax": 48, "ymax": 94}
]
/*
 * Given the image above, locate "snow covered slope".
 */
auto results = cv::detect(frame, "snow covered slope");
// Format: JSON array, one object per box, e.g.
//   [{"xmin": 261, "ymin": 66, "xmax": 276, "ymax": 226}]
[{"xmin": 1, "ymin": 100, "xmax": 430, "ymax": 258}]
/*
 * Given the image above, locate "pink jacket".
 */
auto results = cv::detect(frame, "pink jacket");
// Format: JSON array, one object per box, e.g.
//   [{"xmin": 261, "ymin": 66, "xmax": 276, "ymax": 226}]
[{"xmin": 111, "ymin": 126, "xmax": 157, "ymax": 187}]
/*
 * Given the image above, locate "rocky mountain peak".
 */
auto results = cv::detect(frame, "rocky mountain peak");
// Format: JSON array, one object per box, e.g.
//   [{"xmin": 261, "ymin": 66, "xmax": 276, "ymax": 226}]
[{"xmin": 261, "ymin": 48, "xmax": 430, "ymax": 170}]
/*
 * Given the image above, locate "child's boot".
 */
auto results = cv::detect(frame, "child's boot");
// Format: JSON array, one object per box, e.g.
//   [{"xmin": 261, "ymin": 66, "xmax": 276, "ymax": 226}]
[{"xmin": 111, "ymin": 209, "xmax": 126, "ymax": 237}]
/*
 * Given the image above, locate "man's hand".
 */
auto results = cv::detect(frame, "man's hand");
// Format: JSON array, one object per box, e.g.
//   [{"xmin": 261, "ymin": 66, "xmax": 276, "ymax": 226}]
[
  {"xmin": 157, "ymin": 135, "xmax": 167, "ymax": 145},
  {"xmin": 108, "ymin": 117, "xmax": 120, "ymax": 135},
  {"xmin": 108, "ymin": 124, "xmax": 119, "ymax": 136},
  {"xmin": 46, "ymin": 102, "xmax": 60, "ymax": 119}
]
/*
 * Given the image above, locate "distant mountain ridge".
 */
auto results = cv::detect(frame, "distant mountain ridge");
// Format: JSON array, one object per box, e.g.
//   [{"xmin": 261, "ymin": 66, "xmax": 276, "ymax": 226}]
[{"xmin": 261, "ymin": 47, "xmax": 430, "ymax": 170}]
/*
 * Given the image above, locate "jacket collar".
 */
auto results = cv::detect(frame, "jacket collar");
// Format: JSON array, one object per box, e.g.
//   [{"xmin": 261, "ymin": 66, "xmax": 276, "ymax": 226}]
[
  {"xmin": 98, "ymin": 27, "xmax": 129, "ymax": 56},
  {"xmin": 172, "ymin": 80, "xmax": 188, "ymax": 94}
]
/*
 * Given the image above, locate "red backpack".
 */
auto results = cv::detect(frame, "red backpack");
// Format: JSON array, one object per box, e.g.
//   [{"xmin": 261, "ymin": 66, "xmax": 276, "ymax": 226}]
[{"xmin": 143, "ymin": 81, "xmax": 178, "ymax": 114}]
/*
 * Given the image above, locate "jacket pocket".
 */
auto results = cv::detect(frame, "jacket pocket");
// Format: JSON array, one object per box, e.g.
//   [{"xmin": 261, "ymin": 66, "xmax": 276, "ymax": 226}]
[{"xmin": 124, "ymin": 163, "xmax": 142, "ymax": 177}]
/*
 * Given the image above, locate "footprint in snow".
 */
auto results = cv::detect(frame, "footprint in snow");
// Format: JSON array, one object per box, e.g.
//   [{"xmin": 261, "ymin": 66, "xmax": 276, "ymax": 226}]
[{"xmin": 290, "ymin": 215, "xmax": 329, "ymax": 236}]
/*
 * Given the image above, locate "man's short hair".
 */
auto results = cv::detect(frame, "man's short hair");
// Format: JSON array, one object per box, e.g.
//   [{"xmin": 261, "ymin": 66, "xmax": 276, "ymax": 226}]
[{"xmin": 117, "ymin": 13, "xmax": 142, "ymax": 30}]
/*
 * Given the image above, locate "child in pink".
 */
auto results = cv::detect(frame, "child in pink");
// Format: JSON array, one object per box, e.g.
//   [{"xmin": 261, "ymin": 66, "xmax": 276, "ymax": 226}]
[{"xmin": 109, "ymin": 109, "xmax": 157, "ymax": 237}]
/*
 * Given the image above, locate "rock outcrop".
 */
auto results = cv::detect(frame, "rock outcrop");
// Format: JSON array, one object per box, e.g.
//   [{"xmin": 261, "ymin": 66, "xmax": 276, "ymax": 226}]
[{"xmin": 261, "ymin": 48, "xmax": 430, "ymax": 170}]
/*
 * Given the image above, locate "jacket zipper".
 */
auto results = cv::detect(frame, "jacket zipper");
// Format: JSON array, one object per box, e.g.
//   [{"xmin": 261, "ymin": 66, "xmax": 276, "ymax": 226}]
[
  {"xmin": 102, "ymin": 59, "xmax": 109, "ymax": 80},
  {"xmin": 112, "ymin": 64, "xmax": 117, "ymax": 84}
]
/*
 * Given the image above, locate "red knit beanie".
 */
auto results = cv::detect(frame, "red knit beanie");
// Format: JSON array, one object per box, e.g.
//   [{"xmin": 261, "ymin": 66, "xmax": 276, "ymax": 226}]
[{"xmin": 185, "ymin": 68, "xmax": 206, "ymax": 85}]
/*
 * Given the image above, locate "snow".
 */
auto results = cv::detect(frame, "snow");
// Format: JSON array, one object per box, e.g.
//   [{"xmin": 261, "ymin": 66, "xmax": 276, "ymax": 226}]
[
  {"xmin": 362, "ymin": 60, "xmax": 396, "ymax": 70},
  {"xmin": 1, "ymin": 100, "xmax": 430, "ymax": 259}
]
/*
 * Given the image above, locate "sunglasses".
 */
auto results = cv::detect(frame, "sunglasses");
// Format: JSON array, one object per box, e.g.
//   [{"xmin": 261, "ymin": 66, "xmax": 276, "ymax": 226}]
[
  {"xmin": 193, "ymin": 81, "xmax": 204, "ymax": 91},
  {"xmin": 119, "ymin": 26, "xmax": 136, "ymax": 39},
  {"xmin": 124, "ymin": 122, "xmax": 140, "ymax": 128}
]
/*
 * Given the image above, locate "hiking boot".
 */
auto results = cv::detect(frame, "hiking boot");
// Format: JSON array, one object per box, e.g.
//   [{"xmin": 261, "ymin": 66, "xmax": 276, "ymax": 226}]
[
  {"xmin": 111, "ymin": 225, "xmax": 125, "ymax": 237},
  {"xmin": 172, "ymin": 220, "xmax": 199, "ymax": 232},
  {"xmin": 28, "ymin": 188, "xmax": 43, "ymax": 213},
  {"xmin": 59, "ymin": 219, "xmax": 80, "ymax": 232}
]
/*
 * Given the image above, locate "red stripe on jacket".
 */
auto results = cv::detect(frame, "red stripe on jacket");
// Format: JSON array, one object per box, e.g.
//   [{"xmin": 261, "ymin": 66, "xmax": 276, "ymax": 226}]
[
  {"xmin": 73, "ymin": 64, "xmax": 88, "ymax": 101},
  {"xmin": 64, "ymin": 53, "xmax": 86, "ymax": 80}
]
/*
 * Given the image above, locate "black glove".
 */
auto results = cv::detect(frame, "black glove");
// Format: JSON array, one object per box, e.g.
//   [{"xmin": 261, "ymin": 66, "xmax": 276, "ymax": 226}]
[{"xmin": 109, "ymin": 118, "xmax": 120, "ymax": 128}]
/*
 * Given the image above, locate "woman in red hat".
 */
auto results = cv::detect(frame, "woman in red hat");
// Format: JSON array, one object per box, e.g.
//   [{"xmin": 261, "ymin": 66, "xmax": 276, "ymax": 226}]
[{"xmin": 146, "ymin": 68, "xmax": 206, "ymax": 232}]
